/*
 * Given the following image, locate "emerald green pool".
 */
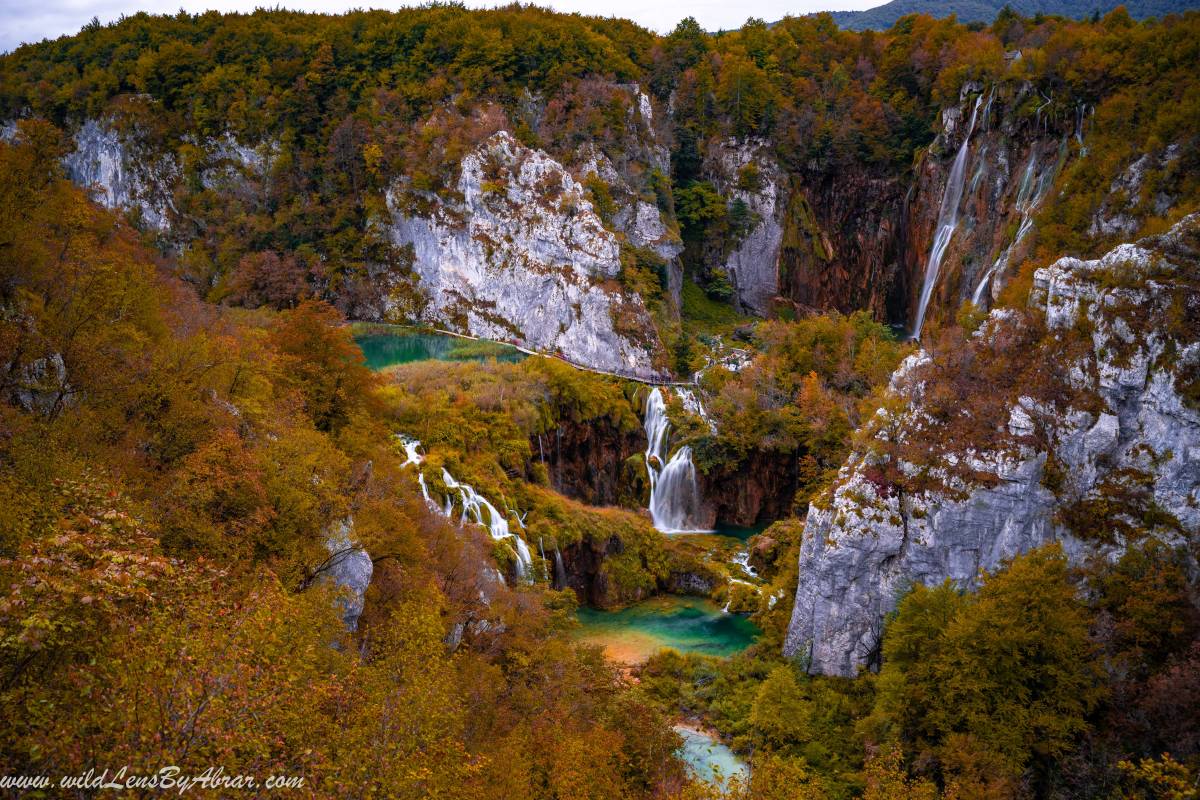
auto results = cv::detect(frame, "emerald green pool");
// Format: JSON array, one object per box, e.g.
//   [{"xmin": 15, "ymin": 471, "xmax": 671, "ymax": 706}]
[
  {"xmin": 710, "ymin": 521, "xmax": 770, "ymax": 542},
  {"xmin": 354, "ymin": 330, "xmax": 525, "ymax": 370},
  {"xmin": 574, "ymin": 596, "xmax": 759, "ymax": 663}
]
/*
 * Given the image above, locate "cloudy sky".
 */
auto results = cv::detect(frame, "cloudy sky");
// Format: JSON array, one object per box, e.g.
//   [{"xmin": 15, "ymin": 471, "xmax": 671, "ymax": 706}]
[{"xmin": 0, "ymin": 0, "xmax": 880, "ymax": 53}]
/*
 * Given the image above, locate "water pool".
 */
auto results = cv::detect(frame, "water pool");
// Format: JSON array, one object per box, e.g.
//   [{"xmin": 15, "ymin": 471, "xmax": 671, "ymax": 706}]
[{"xmin": 574, "ymin": 596, "xmax": 759, "ymax": 664}]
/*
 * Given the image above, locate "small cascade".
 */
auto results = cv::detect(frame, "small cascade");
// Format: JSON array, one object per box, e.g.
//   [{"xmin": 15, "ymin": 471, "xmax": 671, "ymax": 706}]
[
  {"xmin": 442, "ymin": 468, "xmax": 533, "ymax": 580},
  {"xmin": 731, "ymin": 550, "xmax": 758, "ymax": 579},
  {"xmin": 553, "ymin": 548, "xmax": 567, "ymax": 589},
  {"xmin": 981, "ymin": 86, "xmax": 996, "ymax": 131},
  {"xmin": 417, "ymin": 472, "xmax": 441, "ymax": 513},
  {"xmin": 399, "ymin": 435, "xmax": 423, "ymax": 467},
  {"xmin": 643, "ymin": 389, "xmax": 707, "ymax": 533},
  {"xmin": 913, "ymin": 94, "xmax": 982, "ymax": 339},
  {"xmin": 676, "ymin": 386, "xmax": 716, "ymax": 434},
  {"xmin": 1074, "ymin": 103, "xmax": 1093, "ymax": 156},
  {"xmin": 971, "ymin": 149, "xmax": 1054, "ymax": 307},
  {"xmin": 395, "ymin": 433, "xmax": 534, "ymax": 581}
]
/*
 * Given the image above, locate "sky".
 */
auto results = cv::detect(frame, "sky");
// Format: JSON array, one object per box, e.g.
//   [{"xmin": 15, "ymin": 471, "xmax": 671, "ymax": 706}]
[{"xmin": 0, "ymin": 0, "xmax": 882, "ymax": 53}]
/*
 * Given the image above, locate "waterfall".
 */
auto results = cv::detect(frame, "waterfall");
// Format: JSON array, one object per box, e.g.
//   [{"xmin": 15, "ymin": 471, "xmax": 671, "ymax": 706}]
[
  {"xmin": 441, "ymin": 468, "xmax": 533, "ymax": 580},
  {"xmin": 650, "ymin": 446, "xmax": 704, "ymax": 532},
  {"xmin": 417, "ymin": 472, "xmax": 441, "ymax": 513},
  {"xmin": 643, "ymin": 388, "xmax": 707, "ymax": 533},
  {"xmin": 394, "ymin": 432, "xmax": 533, "ymax": 581},
  {"xmin": 912, "ymin": 95, "xmax": 982, "ymax": 339},
  {"xmin": 399, "ymin": 435, "xmax": 424, "ymax": 467},
  {"xmin": 971, "ymin": 150, "xmax": 1050, "ymax": 307},
  {"xmin": 553, "ymin": 548, "xmax": 567, "ymax": 588},
  {"xmin": 644, "ymin": 388, "xmax": 670, "ymax": 466},
  {"xmin": 981, "ymin": 86, "xmax": 996, "ymax": 131}
]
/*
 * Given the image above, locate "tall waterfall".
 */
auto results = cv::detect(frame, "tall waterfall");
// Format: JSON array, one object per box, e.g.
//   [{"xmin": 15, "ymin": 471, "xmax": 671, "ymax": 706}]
[
  {"xmin": 912, "ymin": 94, "xmax": 982, "ymax": 339},
  {"xmin": 643, "ymin": 388, "xmax": 706, "ymax": 533}
]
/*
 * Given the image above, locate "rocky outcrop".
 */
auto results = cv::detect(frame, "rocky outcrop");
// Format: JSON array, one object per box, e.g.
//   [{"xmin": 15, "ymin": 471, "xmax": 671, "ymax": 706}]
[
  {"xmin": 322, "ymin": 518, "xmax": 374, "ymax": 631},
  {"xmin": 578, "ymin": 141, "xmax": 681, "ymax": 267},
  {"xmin": 7, "ymin": 352, "xmax": 70, "ymax": 416},
  {"xmin": 784, "ymin": 216, "xmax": 1200, "ymax": 676},
  {"xmin": 534, "ymin": 417, "xmax": 645, "ymax": 508},
  {"xmin": 386, "ymin": 131, "xmax": 669, "ymax": 380},
  {"xmin": 1090, "ymin": 143, "xmax": 1182, "ymax": 240},
  {"xmin": 557, "ymin": 533, "xmax": 654, "ymax": 608},
  {"xmin": 778, "ymin": 170, "xmax": 907, "ymax": 321},
  {"xmin": 705, "ymin": 139, "xmax": 786, "ymax": 316},
  {"xmin": 63, "ymin": 120, "xmax": 177, "ymax": 230},
  {"xmin": 697, "ymin": 450, "xmax": 800, "ymax": 528}
]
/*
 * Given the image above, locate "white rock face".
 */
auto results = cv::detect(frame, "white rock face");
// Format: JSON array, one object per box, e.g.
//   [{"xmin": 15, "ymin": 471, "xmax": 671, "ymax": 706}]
[
  {"xmin": 784, "ymin": 215, "xmax": 1200, "ymax": 676},
  {"xmin": 709, "ymin": 138, "xmax": 784, "ymax": 316},
  {"xmin": 323, "ymin": 518, "xmax": 374, "ymax": 632},
  {"xmin": 199, "ymin": 132, "xmax": 273, "ymax": 192},
  {"xmin": 63, "ymin": 120, "xmax": 175, "ymax": 230},
  {"xmin": 386, "ymin": 131, "xmax": 667, "ymax": 379},
  {"xmin": 1090, "ymin": 144, "xmax": 1181, "ymax": 239}
]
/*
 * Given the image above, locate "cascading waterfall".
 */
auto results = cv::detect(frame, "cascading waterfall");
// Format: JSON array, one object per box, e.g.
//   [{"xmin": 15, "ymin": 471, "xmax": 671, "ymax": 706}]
[
  {"xmin": 676, "ymin": 386, "xmax": 716, "ymax": 434},
  {"xmin": 644, "ymin": 388, "xmax": 670, "ymax": 466},
  {"xmin": 643, "ymin": 388, "xmax": 707, "ymax": 533},
  {"xmin": 971, "ymin": 148, "xmax": 1054, "ymax": 307},
  {"xmin": 912, "ymin": 94, "xmax": 982, "ymax": 339},
  {"xmin": 442, "ymin": 468, "xmax": 533, "ymax": 579},
  {"xmin": 399, "ymin": 435, "xmax": 423, "ymax": 467},
  {"xmin": 397, "ymin": 434, "xmax": 533, "ymax": 581}
]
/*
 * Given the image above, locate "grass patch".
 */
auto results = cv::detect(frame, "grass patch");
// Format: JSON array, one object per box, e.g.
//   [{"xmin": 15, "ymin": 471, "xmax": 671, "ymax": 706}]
[{"xmin": 681, "ymin": 277, "xmax": 752, "ymax": 339}]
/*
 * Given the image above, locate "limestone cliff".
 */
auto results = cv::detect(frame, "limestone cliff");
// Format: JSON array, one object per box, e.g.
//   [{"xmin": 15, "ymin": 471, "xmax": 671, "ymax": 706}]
[
  {"xmin": 62, "ymin": 119, "xmax": 177, "ymax": 231},
  {"xmin": 386, "ymin": 131, "xmax": 670, "ymax": 380},
  {"xmin": 705, "ymin": 138, "xmax": 786, "ymax": 316},
  {"xmin": 784, "ymin": 215, "xmax": 1200, "ymax": 676}
]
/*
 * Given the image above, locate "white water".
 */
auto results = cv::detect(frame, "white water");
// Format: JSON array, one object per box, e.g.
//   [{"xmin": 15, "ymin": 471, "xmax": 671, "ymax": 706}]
[
  {"xmin": 731, "ymin": 550, "xmax": 758, "ymax": 578},
  {"xmin": 399, "ymin": 435, "xmax": 424, "ymax": 467},
  {"xmin": 553, "ymin": 548, "xmax": 567, "ymax": 587},
  {"xmin": 912, "ymin": 95, "xmax": 982, "ymax": 339},
  {"xmin": 397, "ymin": 434, "xmax": 533, "ymax": 581},
  {"xmin": 643, "ymin": 389, "xmax": 707, "ymax": 533},
  {"xmin": 971, "ymin": 148, "xmax": 1053, "ymax": 306},
  {"xmin": 441, "ymin": 468, "xmax": 533, "ymax": 579},
  {"xmin": 676, "ymin": 386, "xmax": 717, "ymax": 434},
  {"xmin": 644, "ymin": 388, "xmax": 670, "ymax": 466}
]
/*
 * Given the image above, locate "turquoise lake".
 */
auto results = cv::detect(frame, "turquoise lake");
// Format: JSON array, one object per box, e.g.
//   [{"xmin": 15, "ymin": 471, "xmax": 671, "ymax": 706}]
[
  {"xmin": 574, "ymin": 596, "xmax": 759, "ymax": 663},
  {"xmin": 355, "ymin": 330, "xmax": 525, "ymax": 370}
]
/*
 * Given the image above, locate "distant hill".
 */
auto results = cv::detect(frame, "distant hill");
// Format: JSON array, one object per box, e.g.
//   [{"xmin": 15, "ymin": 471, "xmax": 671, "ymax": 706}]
[{"xmin": 825, "ymin": 0, "xmax": 1200, "ymax": 30}]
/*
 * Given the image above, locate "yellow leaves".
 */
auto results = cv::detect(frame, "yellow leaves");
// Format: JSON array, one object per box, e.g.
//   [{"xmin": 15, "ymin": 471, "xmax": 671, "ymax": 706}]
[
  {"xmin": 863, "ymin": 744, "xmax": 943, "ymax": 800},
  {"xmin": 1118, "ymin": 754, "xmax": 1199, "ymax": 800}
]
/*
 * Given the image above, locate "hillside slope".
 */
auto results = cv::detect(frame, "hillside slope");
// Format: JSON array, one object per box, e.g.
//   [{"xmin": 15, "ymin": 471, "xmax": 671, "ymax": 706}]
[{"xmin": 826, "ymin": 0, "xmax": 1200, "ymax": 30}]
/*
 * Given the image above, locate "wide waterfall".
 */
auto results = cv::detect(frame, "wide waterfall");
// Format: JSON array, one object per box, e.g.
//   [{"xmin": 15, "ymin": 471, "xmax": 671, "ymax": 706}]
[
  {"xmin": 912, "ymin": 94, "xmax": 982, "ymax": 339},
  {"xmin": 643, "ymin": 388, "xmax": 707, "ymax": 533}
]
